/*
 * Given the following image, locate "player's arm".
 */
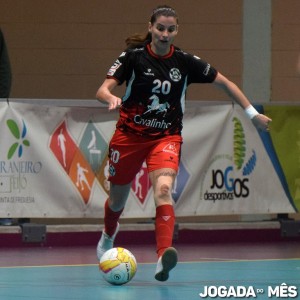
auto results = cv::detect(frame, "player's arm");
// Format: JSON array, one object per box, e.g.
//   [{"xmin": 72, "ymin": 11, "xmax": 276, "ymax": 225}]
[
  {"xmin": 212, "ymin": 72, "xmax": 272, "ymax": 131},
  {"xmin": 96, "ymin": 78, "xmax": 122, "ymax": 111}
]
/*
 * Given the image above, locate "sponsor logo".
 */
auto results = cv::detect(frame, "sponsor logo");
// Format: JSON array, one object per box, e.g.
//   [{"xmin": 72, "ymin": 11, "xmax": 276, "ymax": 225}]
[
  {"xmin": 144, "ymin": 68, "xmax": 155, "ymax": 76},
  {"xmin": 1, "ymin": 119, "xmax": 41, "ymax": 200},
  {"xmin": 203, "ymin": 63, "xmax": 211, "ymax": 76},
  {"xmin": 133, "ymin": 115, "xmax": 171, "ymax": 129},
  {"xmin": 6, "ymin": 119, "xmax": 30, "ymax": 159},
  {"xmin": 134, "ymin": 94, "xmax": 171, "ymax": 129},
  {"xmin": 144, "ymin": 95, "xmax": 170, "ymax": 117},
  {"xmin": 163, "ymin": 143, "xmax": 179, "ymax": 156},
  {"xmin": 133, "ymin": 47, "xmax": 144, "ymax": 52},
  {"xmin": 107, "ymin": 59, "xmax": 122, "ymax": 76},
  {"xmin": 200, "ymin": 117, "xmax": 256, "ymax": 202}
]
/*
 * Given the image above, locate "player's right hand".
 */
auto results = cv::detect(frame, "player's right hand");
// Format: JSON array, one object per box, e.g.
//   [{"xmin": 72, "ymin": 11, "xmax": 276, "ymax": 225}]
[{"xmin": 108, "ymin": 96, "xmax": 122, "ymax": 111}]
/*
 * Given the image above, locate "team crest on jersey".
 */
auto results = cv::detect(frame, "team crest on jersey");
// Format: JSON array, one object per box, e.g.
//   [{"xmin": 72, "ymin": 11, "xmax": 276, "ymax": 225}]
[{"xmin": 169, "ymin": 68, "xmax": 181, "ymax": 82}]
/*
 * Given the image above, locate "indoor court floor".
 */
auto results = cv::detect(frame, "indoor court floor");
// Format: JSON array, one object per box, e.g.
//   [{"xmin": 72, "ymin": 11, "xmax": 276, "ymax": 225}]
[{"xmin": 0, "ymin": 239, "xmax": 300, "ymax": 300}]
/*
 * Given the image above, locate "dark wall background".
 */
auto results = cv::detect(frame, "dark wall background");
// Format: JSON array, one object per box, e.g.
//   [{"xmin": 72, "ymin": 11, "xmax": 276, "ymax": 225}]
[{"xmin": 0, "ymin": 0, "xmax": 299, "ymax": 101}]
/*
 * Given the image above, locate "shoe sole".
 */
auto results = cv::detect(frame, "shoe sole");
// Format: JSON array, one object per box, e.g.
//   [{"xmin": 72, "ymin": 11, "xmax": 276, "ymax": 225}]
[{"xmin": 155, "ymin": 247, "xmax": 178, "ymax": 282}]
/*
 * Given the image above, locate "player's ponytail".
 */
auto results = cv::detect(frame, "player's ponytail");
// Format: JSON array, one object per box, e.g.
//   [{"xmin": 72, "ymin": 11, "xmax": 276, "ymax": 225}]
[
  {"xmin": 125, "ymin": 33, "xmax": 151, "ymax": 49},
  {"xmin": 125, "ymin": 5, "xmax": 178, "ymax": 49}
]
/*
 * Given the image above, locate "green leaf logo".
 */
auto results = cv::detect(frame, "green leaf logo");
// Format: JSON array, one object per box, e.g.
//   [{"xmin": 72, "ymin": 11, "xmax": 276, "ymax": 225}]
[
  {"xmin": 232, "ymin": 117, "xmax": 246, "ymax": 170},
  {"xmin": 6, "ymin": 119, "xmax": 30, "ymax": 159}
]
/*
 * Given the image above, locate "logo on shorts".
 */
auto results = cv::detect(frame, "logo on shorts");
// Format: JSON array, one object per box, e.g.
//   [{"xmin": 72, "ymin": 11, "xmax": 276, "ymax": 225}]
[
  {"xmin": 163, "ymin": 143, "xmax": 179, "ymax": 156},
  {"xmin": 109, "ymin": 164, "xmax": 116, "ymax": 177}
]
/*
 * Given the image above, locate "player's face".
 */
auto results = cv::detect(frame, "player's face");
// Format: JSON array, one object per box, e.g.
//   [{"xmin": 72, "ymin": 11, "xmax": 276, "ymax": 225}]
[{"xmin": 149, "ymin": 15, "xmax": 178, "ymax": 56}]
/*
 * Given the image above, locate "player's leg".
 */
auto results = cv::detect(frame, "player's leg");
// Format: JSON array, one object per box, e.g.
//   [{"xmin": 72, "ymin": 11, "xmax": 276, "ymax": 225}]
[
  {"xmin": 149, "ymin": 167, "xmax": 178, "ymax": 281},
  {"xmin": 147, "ymin": 135, "xmax": 182, "ymax": 281},
  {"xmin": 97, "ymin": 129, "xmax": 147, "ymax": 260},
  {"xmin": 97, "ymin": 182, "xmax": 131, "ymax": 261}
]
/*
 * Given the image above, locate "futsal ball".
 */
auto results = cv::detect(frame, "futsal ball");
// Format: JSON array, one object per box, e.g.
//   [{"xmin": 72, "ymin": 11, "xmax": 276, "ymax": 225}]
[{"xmin": 99, "ymin": 247, "xmax": 137, "ymax": 285}]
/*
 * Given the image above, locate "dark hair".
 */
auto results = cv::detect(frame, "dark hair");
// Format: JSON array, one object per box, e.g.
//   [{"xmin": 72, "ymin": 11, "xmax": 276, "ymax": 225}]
[{"xmin": 125, "ymin": 5, "xmax": 178, "ymax": 49}]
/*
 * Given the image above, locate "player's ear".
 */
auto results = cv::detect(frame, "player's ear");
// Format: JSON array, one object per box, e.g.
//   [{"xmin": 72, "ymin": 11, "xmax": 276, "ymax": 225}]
[{"xmin": 148, "ymin": 22, "xmax": 152, "ymax": 33}]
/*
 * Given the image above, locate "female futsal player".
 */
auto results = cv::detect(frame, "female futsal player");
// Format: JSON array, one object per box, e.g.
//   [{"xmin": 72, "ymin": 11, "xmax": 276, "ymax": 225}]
[{"xmin": 96, "ymin": 5, "xmax": 272, "ymax": 282}]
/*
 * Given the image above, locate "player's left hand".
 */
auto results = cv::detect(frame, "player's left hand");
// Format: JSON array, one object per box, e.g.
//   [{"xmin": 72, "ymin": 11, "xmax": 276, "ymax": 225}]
[{"xmin": 251, "ymin": 114, "xmax": 272, "ymax": 132}]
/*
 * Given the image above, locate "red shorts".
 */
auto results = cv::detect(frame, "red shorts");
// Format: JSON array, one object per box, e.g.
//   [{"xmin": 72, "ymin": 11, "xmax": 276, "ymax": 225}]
[{"xmin": 108, "ymin": 129, "xmax": 182, "ymax": 185}]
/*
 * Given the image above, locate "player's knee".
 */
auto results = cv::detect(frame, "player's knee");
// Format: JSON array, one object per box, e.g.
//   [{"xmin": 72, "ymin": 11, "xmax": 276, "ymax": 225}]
[
  {"xmin": 157, "ymin": 184, "xmax": 172, "ymax": 202},
  {"xmin": 160, "ymin": 184, "xmax": 170, "ymax": 195}
]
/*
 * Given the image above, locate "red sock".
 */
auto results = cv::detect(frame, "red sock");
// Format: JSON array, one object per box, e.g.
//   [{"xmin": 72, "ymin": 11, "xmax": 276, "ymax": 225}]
[
  {"xmin": 155, "ymin": 204, "xmax": 175, "ymax": 258},
  {"xmin": 104, "ymin": 199, "xmax": 123, "ymax": 237}
]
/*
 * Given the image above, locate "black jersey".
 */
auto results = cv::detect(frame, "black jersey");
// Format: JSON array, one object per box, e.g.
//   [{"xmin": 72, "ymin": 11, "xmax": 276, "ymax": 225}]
[{"xmin": 106, "ymin": 43, "xmax": 218, "ymax": 137}]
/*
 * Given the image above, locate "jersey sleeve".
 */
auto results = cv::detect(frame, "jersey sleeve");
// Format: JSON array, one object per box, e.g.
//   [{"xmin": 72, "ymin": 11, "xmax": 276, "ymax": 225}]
[
  {"xmin": 106, "ymin": 51, "xmax": 133, "ymax": 85},
  {"xmin": 184, "ymin": 52, "xmax": 218, "ymax": 84}
]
